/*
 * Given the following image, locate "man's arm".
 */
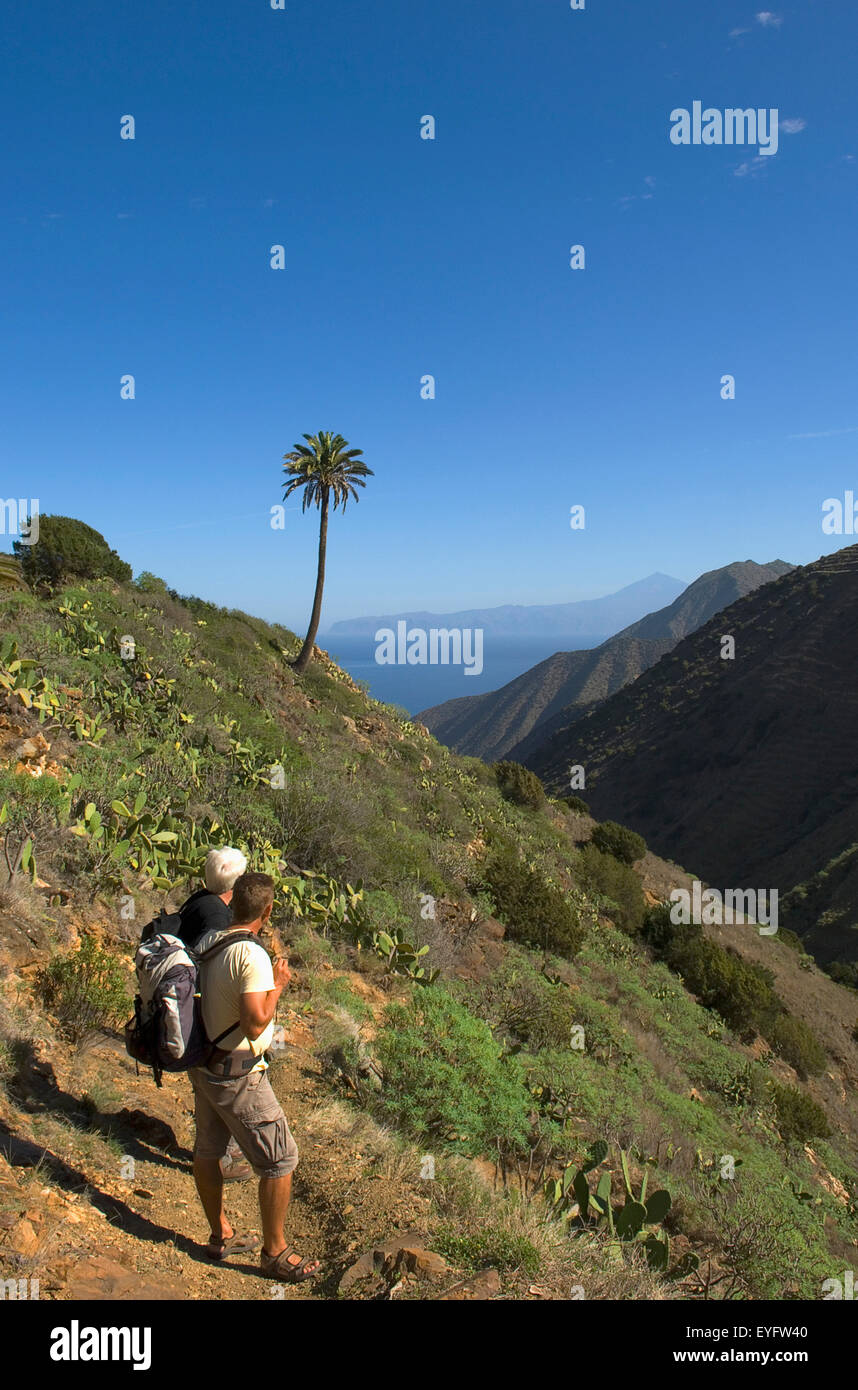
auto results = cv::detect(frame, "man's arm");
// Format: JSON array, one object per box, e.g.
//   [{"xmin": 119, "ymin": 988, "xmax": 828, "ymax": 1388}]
[{"xmin": 239, "ymin": 957, "xmax": 291, "ymax": 1041}]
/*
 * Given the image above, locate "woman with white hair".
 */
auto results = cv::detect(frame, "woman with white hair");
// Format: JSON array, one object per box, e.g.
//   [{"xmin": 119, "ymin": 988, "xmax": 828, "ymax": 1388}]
[{"xmin": 177, "ymin": 847, "xmax": 248, "ymax": 949}]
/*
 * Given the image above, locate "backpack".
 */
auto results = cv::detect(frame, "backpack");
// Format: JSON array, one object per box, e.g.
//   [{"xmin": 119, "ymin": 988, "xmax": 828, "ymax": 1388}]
[{"xmin": 124, "ymin": 923, "xmax": 261, "ymax": 1087}]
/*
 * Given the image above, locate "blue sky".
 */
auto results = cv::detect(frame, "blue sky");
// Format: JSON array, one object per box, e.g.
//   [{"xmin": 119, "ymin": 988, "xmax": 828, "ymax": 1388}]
[{"xmin": 3, "ymin": 0, "xmax": 857, "ymax": 632}]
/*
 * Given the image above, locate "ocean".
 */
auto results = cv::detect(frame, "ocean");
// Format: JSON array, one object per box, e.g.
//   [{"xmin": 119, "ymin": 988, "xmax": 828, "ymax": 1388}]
[{"xmin": 319, "ymin": 633, "xmax": 610, "ymax": 715}]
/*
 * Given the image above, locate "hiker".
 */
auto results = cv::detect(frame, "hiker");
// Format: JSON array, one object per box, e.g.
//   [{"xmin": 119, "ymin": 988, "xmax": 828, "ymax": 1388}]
[
  {"xmin": 189, "ymin": 871, "xmax": 320, "ymax": 1282},
  {"xmin": 179, "ymin": 846, "xmax": 250, "ymax": 1182},
  {"xmin": 178, "ymin": 846, "xmax": 247, "ymax": 950}
]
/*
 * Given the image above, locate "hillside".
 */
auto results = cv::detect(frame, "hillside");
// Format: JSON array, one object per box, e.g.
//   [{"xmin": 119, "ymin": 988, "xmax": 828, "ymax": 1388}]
[
  {"xmin": 420, "ymin": 560, "xmax": 792, "ymax": 764},
  {"xmin": 2, "ymin": 569, "xmax": 858, "ymax": 1303},
  {"xmin": 524, "ymin": 547, "xmax": 858, "ymax": 965},
  {"xmin": 328, "ymin": 573, "xmax": 686, "ymax": 638}
]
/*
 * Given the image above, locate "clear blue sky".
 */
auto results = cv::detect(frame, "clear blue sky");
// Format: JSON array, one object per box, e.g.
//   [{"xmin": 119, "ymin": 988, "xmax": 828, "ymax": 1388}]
[{"xmin": 3, "ymin": 0, "xmax": 857, "ymax": 632}]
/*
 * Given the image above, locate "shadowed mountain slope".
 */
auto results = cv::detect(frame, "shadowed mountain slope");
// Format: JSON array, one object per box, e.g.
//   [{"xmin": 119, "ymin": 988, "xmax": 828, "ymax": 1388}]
[
  {"xmin": 420, "ymin": 560, "xmax": 792, "ymax": 764},
  {"xmin": 524, "ymin": 547, "xmax": 858, "ymax": 960}
]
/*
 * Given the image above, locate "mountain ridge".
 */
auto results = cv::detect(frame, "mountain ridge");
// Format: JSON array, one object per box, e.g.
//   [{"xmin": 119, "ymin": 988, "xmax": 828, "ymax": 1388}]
[
  {"xmin": 327, "ymin": 573, "xmax": 686, "ymax": 637},
  {"xmin": 420, "ymin": 559, "xmax": 793, "ymax": 764},
  {"xmin": 523, "ymin": 546, "xmax": 858, "ymax": 962}
]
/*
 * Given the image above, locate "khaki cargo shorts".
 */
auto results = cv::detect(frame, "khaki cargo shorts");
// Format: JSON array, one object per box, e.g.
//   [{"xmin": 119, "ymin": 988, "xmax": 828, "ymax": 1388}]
[{"xmin": 189, "ymin": 1066, "xmax": 299, "ymax": 1179}]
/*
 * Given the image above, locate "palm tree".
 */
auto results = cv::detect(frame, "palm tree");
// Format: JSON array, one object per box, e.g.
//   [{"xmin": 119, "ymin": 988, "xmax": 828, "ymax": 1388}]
[{"xmin": 283, "ymin": 431, "xmax": 373, "ymax": 675}]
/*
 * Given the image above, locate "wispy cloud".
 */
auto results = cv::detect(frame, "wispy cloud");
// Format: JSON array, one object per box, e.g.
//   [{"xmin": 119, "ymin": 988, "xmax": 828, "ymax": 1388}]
[
  {"xmin": 781, "ymin": 118, "xmax": 807, "ymax": 135},
  {"xmin": 734, "ymin": 156, "xmax": 768, "ymax": 178},
  {"xmin": 756, "ymin": 10, "xmax": 783, "ymax": 26},
  {"xmin": 788, "ymin": 426, "xmax": 858, "ymax": 440},
  {"xmin": 618, "ymin": 176, "xmax": 657, "ymax": 207},
  {"xmin": 729, "ymin": 26, "xmax": 751, "ymax": 36}
]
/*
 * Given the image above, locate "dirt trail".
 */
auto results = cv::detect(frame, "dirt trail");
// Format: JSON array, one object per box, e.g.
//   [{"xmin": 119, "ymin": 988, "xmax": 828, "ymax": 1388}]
[{"xmin": 0, "ymin": 1017, "xmax": 433, "ymax": 1302}]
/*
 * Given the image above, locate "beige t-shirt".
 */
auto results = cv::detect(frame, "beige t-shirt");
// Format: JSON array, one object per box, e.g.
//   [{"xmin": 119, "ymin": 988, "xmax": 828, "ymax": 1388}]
[{"xmin": 196, "ymin": 927, "xmax": 274, "ymax": 1073}]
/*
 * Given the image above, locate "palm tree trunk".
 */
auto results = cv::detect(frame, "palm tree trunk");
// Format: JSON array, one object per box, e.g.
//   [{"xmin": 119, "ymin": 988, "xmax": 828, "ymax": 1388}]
[{"xmin": 292, "ymin": 489, "xmax": 329, "ymax": 674}]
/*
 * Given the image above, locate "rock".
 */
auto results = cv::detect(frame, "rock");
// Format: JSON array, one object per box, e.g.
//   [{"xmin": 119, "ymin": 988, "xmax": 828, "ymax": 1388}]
[
  {"xmin": 338, "ymin": 1231, "xmax": 430, "ymax": 1293},
  {"xmin": 66, "ymin": 1255, "xmax": 176, "ymax": 1301},
  {"xmin": 9, "ymin": 1217, "xmax": 39, "ymax": 1256},
  {"xmin": 133, "ymin": 1188, "xmax": 154, "ymax": 1200},
  {"xmin": 400, "ymin": 1246, "xmax": 448, "ymax": 1278},
  {"xmin": 440, "ymin": 1268, "xmax": 502, "ymax": 1300},
  {"xmin": 16, "ymin": 734, "xmax": 49, "ymax": 760}
]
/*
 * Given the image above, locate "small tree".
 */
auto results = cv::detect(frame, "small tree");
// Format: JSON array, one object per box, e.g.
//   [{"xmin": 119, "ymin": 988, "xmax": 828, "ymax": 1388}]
[
  {"xmin": 591, "ymin": 820, "xmax": 647, "ymax": 865},
  {"xmin": 494, "ymin": 760, "xmax": 545, "ymax": 811},
  {"xmin": 770, "ymin": 1081, "xmax": 831, "ymax": 1144},
  {"xmin": 134, "ymin": 571, "xmax": 168, "ymax": 595},
  {"xmin": 15, "ymin": 516, "xmax": 131, "ymax": 590}
]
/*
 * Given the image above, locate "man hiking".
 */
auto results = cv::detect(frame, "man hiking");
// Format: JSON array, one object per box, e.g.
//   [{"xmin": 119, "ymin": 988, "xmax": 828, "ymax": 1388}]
[{"xmin": 189, "ymin": 871, "xmax": 320, "ymax": 1282}]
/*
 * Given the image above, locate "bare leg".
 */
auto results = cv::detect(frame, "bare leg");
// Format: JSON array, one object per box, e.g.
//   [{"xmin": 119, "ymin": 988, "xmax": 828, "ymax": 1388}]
[
  {"xmin": 259, "ymin": 1173, "xmax": 320, "ymax": 1274},
  {"xmin": 193, "ymin": 1155, "xmax": 234, "ymax": 1244},
  {"xmin": 258, "ymin": 1172, "xmax": 291, "ymax": 1257}
]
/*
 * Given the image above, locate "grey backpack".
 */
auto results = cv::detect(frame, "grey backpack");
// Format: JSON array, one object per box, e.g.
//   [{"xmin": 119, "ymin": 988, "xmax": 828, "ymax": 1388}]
[{"xmin": 125, "ymin": 928, "xmax": 259, "ymax": 1087}]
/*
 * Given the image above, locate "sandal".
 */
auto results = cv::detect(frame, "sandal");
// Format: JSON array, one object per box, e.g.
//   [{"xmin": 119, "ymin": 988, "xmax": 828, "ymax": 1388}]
[
  {"xmin": 206, "ymin": 1232, "xmax": 262, "ymax": 1261},
  {"xmin": 260, "ymin": 1245, "xmax": 322, "ymax": 1283}
]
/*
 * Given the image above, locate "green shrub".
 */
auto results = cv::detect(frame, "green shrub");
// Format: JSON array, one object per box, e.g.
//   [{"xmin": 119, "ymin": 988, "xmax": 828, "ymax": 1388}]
[
  {"xmin": 827, "ymin": 961, "xmax": 858, "ymax": 991},
  {"xmin": 134, "ymin": 571, "xmax": 169, "ymax": 594},
  {"xmin": 564, "ymin": 795, "xmax": 590, "ymax": 816},
  {"xmin": 15, "ymin": 515, "xmax": 132, "ymax": 589},
  {"xmin": 576, "ymin": 843, "xmax": 644, "ymax": 935},
  {"xmin": 374, "ymin": 989, "xmax": 531, "ymax": 1156},
  {"xmin": 36, "ymin": 935, "xmax": 130, "ymax": 1043},
  {"xmin": 493, "ymin": 761, "xmax": 545, "ymax": 811},
  {"xmin": 770, "ymin": 1082, "xmax": 831, "ymax": 1144},
  {"xmin": 434, "ymin": 1223, "xmax": 540, "ymax": 1275},
  {"xmin": 641, "ymin": 902, "xmax": 677, "ymax": 954},
  {"xmin": 484, "ymin": 849, "xmax": 586, "ymax": 958},
  {"xmin": 590, "ymin": 820, "xmax": 647, "ymax": 865},
  {"xmin": 456, "ymin": 955, "xmax": 577, "ymax": 1052},
  {"xmin": 765, "ymin": 1013, "xmax": 827, "ymax": 1078},
  {"xmin": 664, "ymin": 934, "xmax": 778, "ymax": 1040}
]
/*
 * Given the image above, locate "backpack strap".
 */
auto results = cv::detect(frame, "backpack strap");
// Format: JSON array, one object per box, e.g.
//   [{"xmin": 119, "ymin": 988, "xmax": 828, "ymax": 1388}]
[
  {"xmin": 210, "ymin": 1021, "xmax": 242, "ymax": 1047},
  {"xmin": 195, "ymin": 931, "xmax": 272, "ymax": 1055},
  {"xmin": 194, "ymin": 930, "xmax": 267, "ymax": 963}
]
